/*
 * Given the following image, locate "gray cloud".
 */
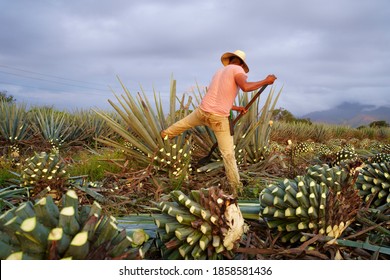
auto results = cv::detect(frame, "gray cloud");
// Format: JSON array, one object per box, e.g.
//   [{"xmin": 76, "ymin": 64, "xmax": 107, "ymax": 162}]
[{"xmin": 0, "ymin": 0, "xmax": 389, "ymax": 116}]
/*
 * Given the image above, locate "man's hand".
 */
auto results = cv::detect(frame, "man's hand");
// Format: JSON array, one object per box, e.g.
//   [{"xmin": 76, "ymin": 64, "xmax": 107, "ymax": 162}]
[
  {"xmin": 265, "ymin": 74, "xmax": 277, "ymax": 85},
  {"xmin": 232, "ymin": 106, "xmax": 248, "ymax": 114}
]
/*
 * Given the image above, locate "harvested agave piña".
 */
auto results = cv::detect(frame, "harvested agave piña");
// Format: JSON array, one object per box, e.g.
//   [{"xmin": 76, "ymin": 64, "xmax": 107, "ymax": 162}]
[
  {"xmin": 0, "ymin": 190, "xmax": 149, "ymax": 260},
  {"xmin": 153, "ymin": 187, "xmax": 246, "ymax": 259},
  {"xmin": 355, "ymin": 161, "xmax": 390, "ymax": 208},
  {"xmin": 259, "ymin": 164, "xmax": 362, "ymax": 243}
]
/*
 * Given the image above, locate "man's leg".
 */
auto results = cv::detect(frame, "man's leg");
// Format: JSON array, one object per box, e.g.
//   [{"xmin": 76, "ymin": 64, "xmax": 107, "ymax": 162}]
[
  {"xmin": 207, "ymin": 114, "xmax": 242, "ymax": 196},
  {"xmin": 161, "ymin": 108, "xmax": 204, "ymax": 139}
]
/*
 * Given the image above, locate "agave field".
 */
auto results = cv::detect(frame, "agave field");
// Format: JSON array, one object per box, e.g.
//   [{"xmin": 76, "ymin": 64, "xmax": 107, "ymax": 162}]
[{"xmin": 0, "ymin": 79, "xmax": 389, "ymax": 260}]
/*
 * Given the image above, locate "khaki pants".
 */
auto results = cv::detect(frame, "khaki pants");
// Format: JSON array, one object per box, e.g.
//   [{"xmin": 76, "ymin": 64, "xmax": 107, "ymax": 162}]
[{"xmin": 161, "ymin": 108, "xmax": 242, "ymax": 193}]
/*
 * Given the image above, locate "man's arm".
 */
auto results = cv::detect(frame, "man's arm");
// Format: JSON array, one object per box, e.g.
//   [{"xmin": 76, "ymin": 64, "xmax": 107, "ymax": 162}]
[
  {"xmin": 231, "ymin": 105, "xmax": 247, "ymax": 114},
  {"xmin": 235, "ymin": 73, "xmax": 277, "ymax": 92}
]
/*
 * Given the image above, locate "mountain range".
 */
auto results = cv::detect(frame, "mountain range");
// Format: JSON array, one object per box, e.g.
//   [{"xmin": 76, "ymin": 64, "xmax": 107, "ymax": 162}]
[{"xmin": 300, "ymin": 102, "xmax": 390, "ymax": 127}]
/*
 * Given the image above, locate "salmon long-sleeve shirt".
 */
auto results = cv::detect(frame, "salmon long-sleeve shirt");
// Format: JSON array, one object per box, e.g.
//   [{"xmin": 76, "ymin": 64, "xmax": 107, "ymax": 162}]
[{"xmin": 199, "ymin": 65, "xmax": 247, "ymax": 117}]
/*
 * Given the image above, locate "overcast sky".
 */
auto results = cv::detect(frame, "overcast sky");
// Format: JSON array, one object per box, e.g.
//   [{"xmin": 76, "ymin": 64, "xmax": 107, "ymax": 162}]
[{"xmin": 0, "ymin": 0, "xmax": 389, "ymax": 116}]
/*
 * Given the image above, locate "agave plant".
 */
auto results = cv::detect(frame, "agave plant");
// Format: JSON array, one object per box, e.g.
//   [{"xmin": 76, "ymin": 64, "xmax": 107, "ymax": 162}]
[
  {"xmin": 333, "ymin": 148, "xmax": 359, "ymax": 166},
  {"xmin": 30, "ymin": 107, "xmax": 90, "ymax": 152},
  {"xmin": 18, "ymin": 151, "xmax": 68, "ymax": 199},
  {"xmin": 380, "ymin": 143, "xmax": 390, "ymax": 154},
  {"xmin": 292, "ymin": 142, "xmax": 315, "ymax": 156},
  {"xmin": 259, "ymin": 163, "xmax": 362, "ymax": 243},
  {"xmin": 0, "ymin": 190, "xmax": 149, "ymax": 260},
  {"xmin": 94, "ymin": 78, "xmax": 193, "ymax": 187},
  {"xmin": 0, "ymin": 102, "xmax": 31, "ymax": 143},
  {"xmin": 369, "ymin": 153, "xmax": 390, "ymax": 163},
  {"xmin": 314, "ymin": 143, "xmax": 333, "ymax": 157},
  {"xmin": 0, "ymin": 102, "xmax": 31, "ymax": 159},
  {"xmin": 284, "ymin": 140, "xmax": 315, "ymax": 169},
  {"xmin": 72, "ymin": 109, "xmax": 114, "ymax": 148}
]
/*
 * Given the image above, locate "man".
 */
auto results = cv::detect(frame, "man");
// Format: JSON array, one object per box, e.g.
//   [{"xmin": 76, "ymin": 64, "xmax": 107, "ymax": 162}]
[{"xmin": 161, "ymin": 50, "xmax": 277, "ymax": 196}]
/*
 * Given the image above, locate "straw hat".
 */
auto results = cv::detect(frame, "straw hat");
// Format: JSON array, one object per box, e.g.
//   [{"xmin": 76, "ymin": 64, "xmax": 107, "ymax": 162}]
[{"xmin": 221, "ymin": 50, "xmax": 249, "ymax": 73}]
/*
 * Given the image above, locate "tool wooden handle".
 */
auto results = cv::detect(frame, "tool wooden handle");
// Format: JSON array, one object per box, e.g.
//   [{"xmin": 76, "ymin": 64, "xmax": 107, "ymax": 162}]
[{"xmin": 233, "ymin": 84, "xmax": 268, "ymax": 125}]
